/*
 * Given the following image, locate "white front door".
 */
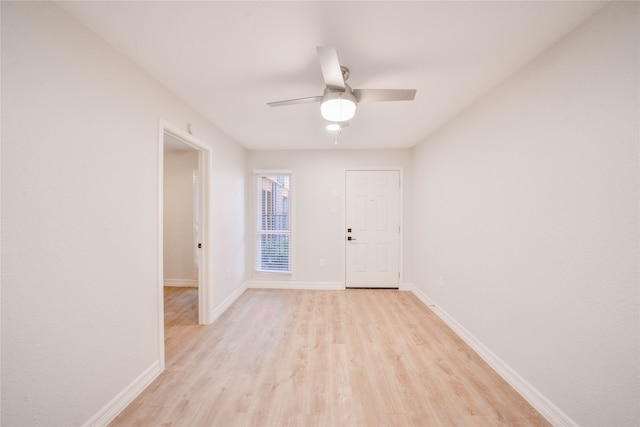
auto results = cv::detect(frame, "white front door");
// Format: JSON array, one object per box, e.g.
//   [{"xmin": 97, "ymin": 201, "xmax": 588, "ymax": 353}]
[{"xmin": 345, "ymin": 170, "xmax": 400, "ymax": 288}]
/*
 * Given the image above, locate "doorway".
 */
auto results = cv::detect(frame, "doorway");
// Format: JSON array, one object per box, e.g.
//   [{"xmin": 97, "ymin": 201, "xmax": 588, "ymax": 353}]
[
  {"xmin": 345, "ymin": 170, "xmax": 401, "ymax": 288},
  {"xmin": 158, "ymin": 121, "xmax": 212, "ymax": 370},
  {"xmin": 163, "ymin": 138, "xmax": 199, "ymax": 289}
]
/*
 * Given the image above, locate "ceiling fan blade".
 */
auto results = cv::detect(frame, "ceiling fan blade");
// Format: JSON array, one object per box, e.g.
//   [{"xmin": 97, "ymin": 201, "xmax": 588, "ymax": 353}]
[
  {"xmin": 268, "ymin": 96, "xmax": 322, "ymax": 107},
  {"xmin": 353, "ymin": 89, "xmax": 417, "ymax": 103},
  {"xmin": 317, "ymin": 46, "xmax": 345, "ymax": 90}
]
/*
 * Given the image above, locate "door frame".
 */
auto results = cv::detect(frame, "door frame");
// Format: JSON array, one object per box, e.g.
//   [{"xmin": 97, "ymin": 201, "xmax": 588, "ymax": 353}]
[
  {"xmin": 344, "ymin": 167, "xmax": 404, "ymax": 289},
  {"xmin": 157, "ymin": 119, "xmax": 213, "ymax": 367}
]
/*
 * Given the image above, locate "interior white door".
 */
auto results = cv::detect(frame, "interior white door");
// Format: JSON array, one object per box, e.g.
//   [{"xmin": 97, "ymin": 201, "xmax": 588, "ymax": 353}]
[{"xmin": 345, "ymin": 170, "xmax": 400, "ymax": 288}]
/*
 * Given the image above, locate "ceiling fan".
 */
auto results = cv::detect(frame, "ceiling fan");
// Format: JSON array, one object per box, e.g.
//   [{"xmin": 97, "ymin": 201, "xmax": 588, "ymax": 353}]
[{"xmin": 268, "ymin": 47, "xmax": 417, "ymax": 123}]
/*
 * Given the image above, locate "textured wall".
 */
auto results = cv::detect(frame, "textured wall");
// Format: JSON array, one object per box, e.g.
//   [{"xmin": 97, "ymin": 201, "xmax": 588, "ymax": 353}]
[
  {"xmin": 247, "ymin": 149, "xmax": 412, "ymax": 286},
  {"xmin": 1, "ymin": 2, "xmax": 246, "ymax": 425},
  {"xmin": 410, "ymin": 3, "xmax": 639, "ymax": 425}
]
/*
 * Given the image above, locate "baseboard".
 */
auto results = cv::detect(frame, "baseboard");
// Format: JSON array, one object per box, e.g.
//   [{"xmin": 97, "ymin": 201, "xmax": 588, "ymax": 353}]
[
  {"xmin": 408, "ymin": 284, "xmax": 576, "ymax": 427},
  {"xmin": 82, "ymin": 360, "xmax": 162, "ymax": 427},
  {"xmin": 399, "ymin": 282, "xmax": 414, "ymax": 291},
  {"xmin": 207, "ymin": 284, "xmax": 247, "ymax": 324},
  {"xmin": 163, "ymin": 278, "xmax": 198, "ymax": 287},
  {"xmin": 246, "ymin": 280, "xmax": 344, "ymax": 290}
]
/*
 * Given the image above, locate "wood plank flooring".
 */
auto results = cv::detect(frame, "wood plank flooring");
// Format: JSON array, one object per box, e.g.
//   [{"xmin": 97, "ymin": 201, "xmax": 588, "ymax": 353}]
[{"xmin": 110, "ymin": 287, "xmax": 550, "ymax": 426}]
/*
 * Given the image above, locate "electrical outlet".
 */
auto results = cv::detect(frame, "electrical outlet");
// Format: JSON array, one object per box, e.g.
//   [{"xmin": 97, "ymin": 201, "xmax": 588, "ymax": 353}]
[
  {"xmin": 319, "ymin": 258, "xmax": 326, "ymax": 268},
  {"xmin": 438, "ymin": 275, "xmax": 444, "ymax": 287}
]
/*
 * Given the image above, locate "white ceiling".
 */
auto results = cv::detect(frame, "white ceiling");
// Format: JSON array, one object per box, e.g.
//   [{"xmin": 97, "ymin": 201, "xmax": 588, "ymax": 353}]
[{"xmin": 59, "ymin": 1, "xmax": 605, "ymax": 151}]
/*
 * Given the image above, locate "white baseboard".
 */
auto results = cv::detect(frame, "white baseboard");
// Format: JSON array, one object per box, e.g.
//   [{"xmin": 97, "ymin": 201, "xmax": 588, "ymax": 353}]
[
  {"xmin": 82, "ymin": 360, "xmax": 162, "ymax": 427},
  {"xmin": 399, "ymin": 282, "xmax": 414, "ymax": 291},
  {"xmin": 207, "ymin": 284, "xmax": 247, "ymax": 324},
  {"xmin": 163, "ymin": 278, "xmax": 198, "ymax": 288},
  {"xmin": 407, "ymin": 284, "xmax": 576, "ymax": 427},
  {"xmin": 246, "ymin": 280, "xmax": 344, "ymax": 290}
]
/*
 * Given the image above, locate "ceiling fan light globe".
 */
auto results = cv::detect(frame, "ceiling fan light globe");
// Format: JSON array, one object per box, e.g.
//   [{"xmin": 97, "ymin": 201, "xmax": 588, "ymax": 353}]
[{"xmin": 320, "ymin": 92, "xmax": 356, "ymax": 122}]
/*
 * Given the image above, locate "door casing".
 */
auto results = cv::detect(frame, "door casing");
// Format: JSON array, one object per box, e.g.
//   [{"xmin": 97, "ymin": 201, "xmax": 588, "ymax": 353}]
[{"xmin": 158, "ymin": 120, "xmax": 213, "ymax": 368}]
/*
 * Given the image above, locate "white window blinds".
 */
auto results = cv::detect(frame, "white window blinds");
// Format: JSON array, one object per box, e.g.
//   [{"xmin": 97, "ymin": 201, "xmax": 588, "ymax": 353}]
[{"xmin": 254, "ymin": 172, "xmax": 293, "ymax": 273}]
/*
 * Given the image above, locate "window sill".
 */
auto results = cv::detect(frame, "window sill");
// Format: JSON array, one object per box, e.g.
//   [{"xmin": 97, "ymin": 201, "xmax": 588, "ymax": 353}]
[{"xmin": 252, "ymin": 270, "xmax": 294, "ymax": 280}]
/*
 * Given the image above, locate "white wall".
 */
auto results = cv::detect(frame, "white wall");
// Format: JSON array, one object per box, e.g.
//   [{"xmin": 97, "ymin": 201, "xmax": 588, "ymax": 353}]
[
  {"xmin": 247, "ymin": 149, "xmax": 412, "ymax": 287},
  {"xmin": 409, "ymin": 2, "xmax": 638, "ymax": 426},
  {"xmin": 1, "ymin": 2, "xmax": 246, "ymax": 425},
  {"xmin": 163, "ymin": 150, "xmax": 198, "ymax": 286}
]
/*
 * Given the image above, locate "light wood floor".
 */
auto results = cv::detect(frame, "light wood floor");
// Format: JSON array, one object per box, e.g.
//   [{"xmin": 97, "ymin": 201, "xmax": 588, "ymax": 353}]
[{"xmin": 110, "ymin": 287, "xmax": 550, "ymax": 427}]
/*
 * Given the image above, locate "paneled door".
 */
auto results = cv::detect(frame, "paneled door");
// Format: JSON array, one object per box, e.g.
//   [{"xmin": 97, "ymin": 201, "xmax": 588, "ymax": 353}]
[{"xmin": 345, "ymin": 170, "xmax": 400, "ymax": 288}]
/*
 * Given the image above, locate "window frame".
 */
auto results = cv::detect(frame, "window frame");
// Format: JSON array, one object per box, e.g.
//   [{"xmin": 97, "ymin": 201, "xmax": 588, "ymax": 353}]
[{"xmin": 253, "ymin": 170, "xmax": 294, "ymax": 276}]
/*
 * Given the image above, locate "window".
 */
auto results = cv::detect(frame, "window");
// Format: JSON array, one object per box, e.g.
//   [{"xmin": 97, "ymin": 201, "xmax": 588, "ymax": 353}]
[{"xmin": 254, "ymin": 172, "xmax": 293, "ymax": 273}]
